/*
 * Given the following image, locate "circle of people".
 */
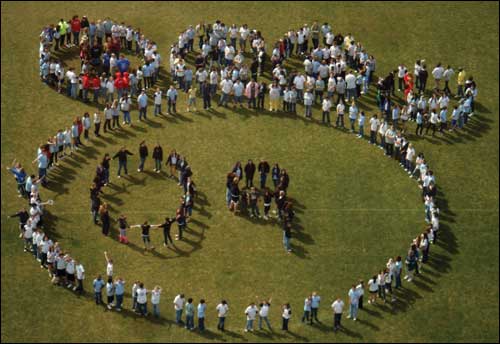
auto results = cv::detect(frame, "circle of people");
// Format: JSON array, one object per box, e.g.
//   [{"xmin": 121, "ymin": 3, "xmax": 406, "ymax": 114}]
[{"xmin": 6, "ymin": 14, "xmax": 452, "ymax": 334}]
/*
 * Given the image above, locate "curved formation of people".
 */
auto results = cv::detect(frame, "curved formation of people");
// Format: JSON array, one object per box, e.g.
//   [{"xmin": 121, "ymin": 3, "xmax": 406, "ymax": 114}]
[{"xmin": 5, "ymin": 14, "xmax": 472, "ymax": 335}]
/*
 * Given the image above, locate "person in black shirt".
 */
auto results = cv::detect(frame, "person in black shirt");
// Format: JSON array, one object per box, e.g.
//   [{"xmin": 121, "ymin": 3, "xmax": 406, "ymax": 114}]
[
  {"xmin": 263, "ymin": 189, "xmax": 273, "ymax": 220},
  {"xmin": 131, "ymin": 221, "xmax": 161, "ymax": 250},
  {"xmin": 152, "ymin": 143, "xmax": 163, "ymax": 173},
  {"xmin": 257, "ymin": 81, "xmax": 267, "ymax": 110},
  {"xmin": 8, "ymin": 208, "xmax": 29, "ymax": 238},
  {"xmin": 258, "ymin": 159, "xmax": 270, "ymax": 189},
  {"xmin": 138, "ymin": 141, "xmax": 149, "ymax": 172},
  {"xmin": 157, "ymin": 217, "xmax": 175, "ymax": 247},
  {"xmin": 275, "ymin": 190, "xmax": 286, "ymax": 220},
  {"xmin": 102, "ymin": 153, "xmax": 111, "ymax": 185},
  {"xmin": 419, "ymin": 65, "xmax": 428, "ymax": 95},
  {"xmin": 201, "ymin": 80, "xmax": 211, "ymax": 110},
  {"xmin": 279, "ymin": 169, "xmax": 290, "ymax": 192},
  {"xmin": 244, "ymin": 159, "xmax": 256, "ymax": 188},
  {"xmin": 99, "ymin": 203, "xmax": 110, "ymax": 236},
  {"xmin": 272, "ymin": 164, "xmax": 281, "ymax": 188},
  {"xmin": 112, "ymin": 147, "xmax": 133, "ymax": 178},
  {"xmin": 229, "ymin": 178, "xmax": 240, "ymax": 213},
  {"xmin": 175, "ymin": 208, "xmax": 187, "ymax": 240}
]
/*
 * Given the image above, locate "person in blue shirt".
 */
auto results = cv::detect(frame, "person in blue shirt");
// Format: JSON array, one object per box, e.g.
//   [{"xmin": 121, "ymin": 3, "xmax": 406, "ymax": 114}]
[
  {"xmin": 116, "ymin": 54, "xmax": 130, "ymax": 74},
  {"xmin": 7, "ymin": 161, "xmax": 27, "ymax": 197},
  {"xmin": 197, "ymin": 299, "xmax": 207, "ymax": 332},
  {"xmin": 114, "ymin": 277, "xmax": 125, "ymax": 311},
  {"xmin": 137, "ymin": 90, "xmax": 148, "ymax": 121},
  {"xmin": 93, "ymin": 275, "xmax": 105, "ymax": 305},
  {"xmin": 142, "ymin": 62, "xmax": 152, "ymax": 89},
  {"xmin": 184, "ymin": 67, "xmax": 193, "ymax": 93},
  {"xmin": 347, "ymin": 285, "xmax": 360, "ymax": 321},
  {"xmin": 32, "ymin": 150, "xmax": 49, "ymax": 185},
  {"xmin": 439, "ymin": 107, "xmax": 448, "ymax": 133},
  {"xmin": 102, "ymin": 52, "xmax": 111, "ymax": 75},
  {"xmin": 166, "ymin": 85, "xmax": 178, "ymax": 114}
]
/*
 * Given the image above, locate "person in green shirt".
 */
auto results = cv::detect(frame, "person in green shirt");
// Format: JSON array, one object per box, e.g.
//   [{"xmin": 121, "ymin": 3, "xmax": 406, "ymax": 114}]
[
  {"xmin": 58, "ymin": 19, "xmax": 68, "ymax": 48},
  {"xmin": 185, "ymin": 298, "xmax": 195, "ymax": 330}
]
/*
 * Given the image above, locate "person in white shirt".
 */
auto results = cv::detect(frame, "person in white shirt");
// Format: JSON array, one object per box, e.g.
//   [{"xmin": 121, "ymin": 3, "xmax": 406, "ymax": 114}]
[
  {"xmin": 174, "ymin": 294, "xmax": 185, "ymax": 324},
  {"xmin": 405, "ymin": 143, "xmax": 416, "ymax": 173},
  {"xmin": 281, "ymin": 303, "xmax": 292, "ymax": 331},
  {"xmin": 151, "ymin": 286, "xmax": 162, "ymax": 318},
  {"xmin": 335, "ymin": 99, "xmax": 345, "ymax": 128},
  {"xmin": 65, "ymin": 256, "xmax": 76, "ymax": 289},
  {"xmin": 136, "ymin": 283, "xmax": 148, "ymax": 316},
  {"xmin": 378, "ymin": 119, "xmax": 388, "ymax": 150},
  {"xmin": 426, "ymin": 111, "xmax": 439, "ymax": 136},
  {"xmin": 304, "ymin": 89, "xmax": 313, "ymax": 119},
  {"xmin": 74, "ymin": 260, "xmax": 85, "ymax": 294},
  {"xmin": 348, "ymin": 101, "xmax": 358, "ymax": 133},
  {"xmin": 244, "ymin": 302, "xmax": 258, "ymax": 332},
  {"xmin": 332, "ymin": 297, "xmax": 344, "ymax": 331},
  {"xmin": 345, "ymin": 71, "xmax": 357, "ymax": 101},
  {"xmin": 293, "ymin": 73, "xmax": 305, "ymax": 102},
  {"xmin": 154, "ymin": 88, "xmax": 162, "ymax": 116},
  {"xmin": 216, "ymin": 300, "xmax": 229, "ymax": 331},
  {"xmin": 104, "ymin": 251, "xmax": 113, "ymax": 280},
  {"xmin": 432, "ymin": 63, "xmax": 445, "ymax": 90},
  {"xmin": 443, "ymin": 65, "xmax": 454, "ymax": 95},
  {"xmin": 322, "ymin": 97, "xmax": 332, "ymax": 125},
  {"xmin": 258, "ymin": 298, "xmax": 272, "ymax": 330},
  {"xmin": 369, "ymin": 114, "xmax": 380, "ymax": 144},
  {"xmin": 239, "ymin": 25, "xmax": 249, "ymax": 52},
  {"xmin": 218, "ymin": 77, "xmax": 233, "ymax": 107}
]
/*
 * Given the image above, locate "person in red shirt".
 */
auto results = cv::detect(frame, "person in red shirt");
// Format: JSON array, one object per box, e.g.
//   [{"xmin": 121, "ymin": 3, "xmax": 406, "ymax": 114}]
[
  {"xmin": 76, "ymin": 116, "xmax": 84, "ymax": 146},
  {"xmin": 114, "ymin": 72, "xmax": 125, "ymax": 99},
  {"xmin": 82, "ymin": 72, "xmax": 91, "ymax": 102},
  {"xmin": 403, "ymin": 72, "xmax": 414, "ymax": 100},
  {"xmin": 92, "ymin": 74, "xmax": 101, "ymax": 103},
  {"xmin": 71, "ymin": 15, "xmax": 81, "ymax": 46}
]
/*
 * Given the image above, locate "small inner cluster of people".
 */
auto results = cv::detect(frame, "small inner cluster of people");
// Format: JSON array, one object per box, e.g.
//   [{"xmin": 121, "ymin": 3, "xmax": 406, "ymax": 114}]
[
  {"xmin": 225, "ymin": 159, "xmax": 294, "ymax": 253},
  {"xmin": 89, "ymin": 144, "xmax": 197, "ymax": 249}
]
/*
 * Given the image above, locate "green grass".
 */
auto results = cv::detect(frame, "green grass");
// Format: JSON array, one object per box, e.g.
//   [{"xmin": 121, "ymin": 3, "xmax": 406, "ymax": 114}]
[{"xmin": 1, "ymin": 1, "xmax": 499, "ymax": 342}]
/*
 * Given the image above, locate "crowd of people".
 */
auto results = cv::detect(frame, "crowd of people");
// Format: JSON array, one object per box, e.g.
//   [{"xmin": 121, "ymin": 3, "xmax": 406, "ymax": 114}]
[{"xmin": 5, "ymin": 15, "xmax": 456, "ymax": 336}]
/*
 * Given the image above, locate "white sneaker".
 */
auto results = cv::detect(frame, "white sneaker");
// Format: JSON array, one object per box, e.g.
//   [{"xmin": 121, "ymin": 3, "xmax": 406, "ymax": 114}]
[
  {"xmin": 156, "ymin": 170, "xmax": 160, "ymax": 174},
  {"xmin": 117, "ymin": 175, "xmax": 121, "ymax": 179},
  {"xmin": 347, "ymin": 315, "xmax": 351, "ymax": 319},
  {"xmin": 137, "ymin": 169, "xmax": 141, "ymax": 172},
  {"xmin": 353, "ymin": 318, "xmax": 357, "ymax": 321}
]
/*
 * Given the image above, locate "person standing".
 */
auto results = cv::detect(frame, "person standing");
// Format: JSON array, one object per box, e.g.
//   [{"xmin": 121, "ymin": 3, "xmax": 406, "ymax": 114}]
[
  {"xmin": 152, "ymin": 286, "xmax": 162, "ymax": 318},
  {"xmin": 244, "ymin": 302, "xmax": 258, "ymax": 332},
  {"xmin": 283, "ymin": 221, "xmax": 292, "ymax": 253},
  {"xmin": 154, "ymin": 87, "xmax": 163, "ymax": 116},
  {"xmin": 244, "ymin": 159, "xmax": 256, "ymax": 188},
  {"xmin": 394, "ymin": 256, "xmax": 403, "ymax": 289},
  {"xmin": 281, "ymin": 303, "xmax": 292, "ymax": 331},
  {"xmin": 216, "ymin": 300, "xmax": 229, "ymax": 331},
  {"xmin": 197, "ymin": 299, "xmax": 207, "ymax": 332},
  {"xmin": 331, "ymin": 297, "xmax": 344, "ymax": 332},
  {"xmin": 137, "ymin": 89, "xmax": 148, "ymax": 121},
  {"xmin": 367, "ymin": 275, "xmax": 379, "ymax": 304},
  {"xmin": 74, "ymin": 260, "xmax": 85, "ymax": 294},
  {"xmin": 112, "ymin": 147, "xmax": 133, "ymax": 178},
  {"xmin": 105, "ymin": 277, "xmax": 115, "ymax": 310},
  {"xmin": 159, "ymin": 217, "xmax": 175, "ymax": 247},
  {"xmin": 93, "ymin": 110, "xmax": 102, "ymax": 137},
  {"xmin": 347, "ymin": 284, "xmax": 359, "ymax": 321},
  {"xmin": 322, "ymin": 96, "xmax": 332, "ymax": 125},
  {"xmin": 99, "ymin": 203, "xmax": 110, "ymax": 236},
  {"xmin": 357, "ymin": 280, "xmax": 365, "ymax": 309},
  {"xmin": 258, "ymin": 159, "xmax": 270, "ymax": 189},
  {"xmin": 258, "ymin": 298, "xmax": 272, "ymax": 330},
  {"xmin": 311, "ymin": 292, "xmax": 321, "ymax": 323},
  {"xmin": 93, "ymin": 275, "xmax": 105, "ymax": 305},
  {"xmin": 185, "ymin": 298, "xmax": 195, "ymax": 330},
  {"xmin": 136, "ymin": 282, "xmax": 148, "ymax": 316},
  {"xmin": 117, "ymin": 214, "xmax": 129, "ymax": 244},
  {"xmin": 130, "ymin": 221, "xmax": 160, "ymax": 251},
  {"xmin": 167, "ymin": 85, "xmax": 178, "ymax": 114},
  {"xmin": 174, "ymin": 294, "xmax": 186, "ymax": 325},
  {"xmin": 302, "ymin": 295, "xmax": 313, "ymax": 325},
  {"xmin": 137, "ymin": 141, "xmax": 148, "ymax": 172}
]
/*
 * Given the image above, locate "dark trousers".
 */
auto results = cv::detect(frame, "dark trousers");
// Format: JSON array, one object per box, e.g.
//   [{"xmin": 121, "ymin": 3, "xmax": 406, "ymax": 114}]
[
  {"xmin": 203, "ymin": 96, "xmax": 211, "ymax": 109},
  {"xmin": 416, "ymin": 123, "xmax": 423, "ymax": 136},
  {"xmin": 163, "ymin": 229, "xmax": 173, "ymax": 245},
  {"xmin": 282, "ymin": 317, "xmax": 289, "ymax": 331},
  {"xmin": 370, "ymin": 130, "xmax": 377, "ymax": 144},
  {"xmin": 334, "ymin": 313, "xmax": 342, "ymax": 330},
  {"xmin": 246, "ymin": 176, "xmax": 253, "ymax": 188},
  {"xmin": 311, "ymin": 307, "xmax": 319, "ymax": 321},
  {"xmin": 257, "ymin": 95, "xmax": 265, "ymax": 109},
  {"xmin": 168, "ymin": 100, "xmax": 176, "ymax": 113},
  {"xmin": 104, "ymin": 119, "xmax": 112, "ymax": 132},
  {"xmin": 426, "ymin": 123, "xmax": 437, "ymax": 136}
]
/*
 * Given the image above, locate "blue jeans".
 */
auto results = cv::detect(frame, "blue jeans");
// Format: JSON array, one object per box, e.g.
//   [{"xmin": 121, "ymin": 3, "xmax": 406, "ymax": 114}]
[
  {"xmin": 359, "ymin": 125, "xmax": 364, "ymax": 137},
  {"xmin": 117, "ymin": 160, "xmax": 128, "ymax": 176},
  {"xmin": 104, "ymin": 168, "xmax": 110, "ymax": 184},
  {"xmin": 139, "ymin": 106, "xmax": 147, "ymax": 120},
  {"xmin": 138, "ymin": 302, "xmax": 147, "ymax": 315},
  {"xmin": 346, "ymin": 88, "xmax": 357, "ymax": 101},
  {"xmin": 95, "ymin": 291, "xmax": 102, "ymax": 304},
  {"xmin": 198, "ymin": 317, "xmax": 205, "ymax": 331},
  {"xmin": 283, "ymin": 232, "xmax": 290, "ymax": 251},
  {"xmin": 138, "ymin": 157, "xmax": 146, "ymax": 171},
  {"xmin": 115, "ymin": 294, "xmax": 124, "ymax": 310},
  {"xmin": 260, "ymin": 173, "xmax": 267, "ymax": 189},
  {"xmin": 154, "ymin": 104, "xmax": 161, "ymax": 116},
  {"xmin": 349, "ymin": 303, "xmax": 358, "ymax": 319},
  {"xmin": 246, "ymin": 319, "xmax": 254, "ymax": 330},
  {"xmin": 38, "ymin": 167, "xmax": 47, "ymax": 180},
  {"xmin": 176, "ymin": 309, "xmax": 183, "ymax": 323},
  {"xmin": 186, "ymin": 315, "xmax": 194, "ymax": 329},
  {"xmin": 71, "ymin": 83, "xmax": 77, "ymax": 98},
  {"xmin": 259, "ymin": 316, "xmax": 272, "ymax": 330},
  {"xmin": 122, "ymin": 111, "xmax": 131, "ymax": 124},
  {"xmin": 218, "ymin": 317, "xmax": 226, "ymax": 330},
  {"xmin": 226, "ymin": 188, "xmax": 231, "ymax": 206},
  {"xmin": 153, "ymin": 304, "xmax": 160, "ymax": 317},
  {"xmin": 219, "ymin": 92, "xmax": 230, "ymax": 106}
]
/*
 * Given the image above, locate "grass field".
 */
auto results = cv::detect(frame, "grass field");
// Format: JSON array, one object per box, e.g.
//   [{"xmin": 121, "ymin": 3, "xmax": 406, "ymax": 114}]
[{"xmin": 1, "ymin": 1, "xmax": 499, "ymax": 343}]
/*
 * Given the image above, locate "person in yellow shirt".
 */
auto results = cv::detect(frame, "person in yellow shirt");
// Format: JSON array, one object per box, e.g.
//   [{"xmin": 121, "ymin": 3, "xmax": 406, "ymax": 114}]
[
  {"xmin": 456, "ymin": 68, "xmax": 466, "ymax": 98},
  {"xmin": 187, "ymin": 87, "xmax": 197, "ymax": 112}
]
